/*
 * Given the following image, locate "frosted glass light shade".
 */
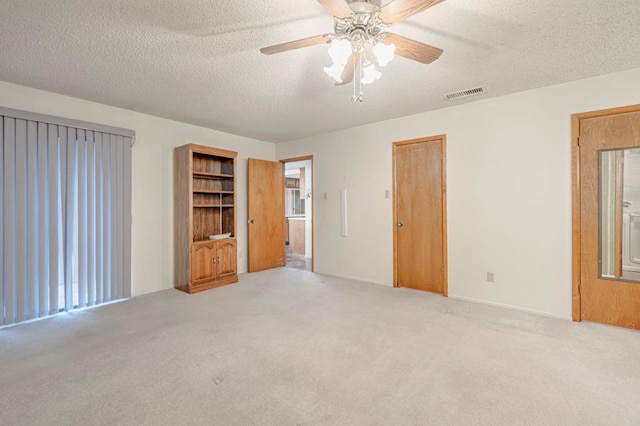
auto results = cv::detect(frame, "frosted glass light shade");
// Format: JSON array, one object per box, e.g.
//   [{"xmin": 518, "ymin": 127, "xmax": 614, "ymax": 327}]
[
  {"xmin": 324, "ymin": 62, "xmax": 345, "ymax": 83},
  {"xmin": 362, "ymin": 63, "xmax": 382, "ymax": 85},
  {"xmin": 328, "ymin": 39, "xmax": 353, "ymax": 66},
  {"xmin": 325, "ymin": 39, "xmax": 353, "ymax": 83},
  {"xmin": 373, "ymin": 42, "xmax": 396, "ymax": 67}
]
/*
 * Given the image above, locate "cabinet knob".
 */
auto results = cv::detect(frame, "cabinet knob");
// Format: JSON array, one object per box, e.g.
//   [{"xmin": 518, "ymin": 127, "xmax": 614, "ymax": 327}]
[
  {"xmin": 397, "ymin": 222, "xmax": 404, "ymax": 228},
  {"xmin": 248, "ymin": 219, "xmax": 255, "ymax": 224}
]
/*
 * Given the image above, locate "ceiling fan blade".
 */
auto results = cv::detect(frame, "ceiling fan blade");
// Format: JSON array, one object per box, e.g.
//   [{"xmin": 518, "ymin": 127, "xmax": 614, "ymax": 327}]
[
  {"xmin": 317, "ymin": 0, "xmax": 353, "ymax": 19},
  {"xmin": 260, "ymin": 34, "xmax": 331, "ymax": 55},
  {"xmin": 336, "ymin": 52, "xmax": 360, "ymax": 86},
  {"xmin": 379, "ymin": 0, "xmax": 446, "ymax": 24},
  {"xmin": 383, "ymin": 33, "xmax": 443, "ymax": 64}
]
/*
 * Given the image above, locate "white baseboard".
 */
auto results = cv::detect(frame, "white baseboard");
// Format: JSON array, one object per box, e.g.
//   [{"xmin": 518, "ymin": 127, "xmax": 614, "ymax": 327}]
[
  {"xmin": 314, "ymin": 271, "xmax": 392, "ymax": 288},
  {"xmin": 448, "ymin": 294, "xmax": 572, "ymax": 321}
]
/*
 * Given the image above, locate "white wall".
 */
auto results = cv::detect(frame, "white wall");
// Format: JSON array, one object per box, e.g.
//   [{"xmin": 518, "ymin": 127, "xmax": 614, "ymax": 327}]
[
  {"xmin": 276, "ymin": 67, "xmax": 640, "ymax": 319},
  {"xmin": 0, "ymin": 81, "xmax": 275, "ymax": 297},
  {"xmin": 4, "ymin": 66, "xmax": 640, "ymax": 318}
]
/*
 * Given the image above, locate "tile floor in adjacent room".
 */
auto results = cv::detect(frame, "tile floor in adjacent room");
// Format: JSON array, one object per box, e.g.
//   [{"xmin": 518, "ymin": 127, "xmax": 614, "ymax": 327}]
[{"xmin": 286, "ymin": 244, "xmax": 311, "ymax": 271}]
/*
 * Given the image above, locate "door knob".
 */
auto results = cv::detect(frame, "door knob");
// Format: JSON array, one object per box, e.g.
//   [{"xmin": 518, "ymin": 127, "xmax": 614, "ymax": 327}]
[{"xmin": 397, "ymin": 222, "xmax": 404, "ymax": 228}]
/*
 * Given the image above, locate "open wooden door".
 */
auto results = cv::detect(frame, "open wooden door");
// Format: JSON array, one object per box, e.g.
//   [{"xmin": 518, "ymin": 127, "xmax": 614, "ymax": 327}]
[{"xmin": 248, "ymin": 158, "xmax": 285, "ymax": 272}]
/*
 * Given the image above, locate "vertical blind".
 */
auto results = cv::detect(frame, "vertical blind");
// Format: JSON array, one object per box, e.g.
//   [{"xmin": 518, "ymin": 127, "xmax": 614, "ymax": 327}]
[{"xmin": 1, "ymin": 107, "xmax": 133, "ymax": 326}]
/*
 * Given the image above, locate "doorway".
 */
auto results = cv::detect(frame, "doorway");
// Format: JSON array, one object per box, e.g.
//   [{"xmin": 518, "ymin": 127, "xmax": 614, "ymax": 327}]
[
  {"xmin": 281, "ymin": 156, "xmax": 313, "ymax": 272},
  {"xmin": 572, "ymin": 104, "xmax": 640, "ymax": 329},
  {"xmin": 393, "ymin": 136, "xmax": 447, "ymax": 295}
]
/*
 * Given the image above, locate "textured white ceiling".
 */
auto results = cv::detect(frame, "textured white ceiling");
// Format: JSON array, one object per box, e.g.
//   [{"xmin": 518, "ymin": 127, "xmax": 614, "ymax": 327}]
[{"xmin": 0, "ymin": 0, "xmax": 639, "ymax": 143}]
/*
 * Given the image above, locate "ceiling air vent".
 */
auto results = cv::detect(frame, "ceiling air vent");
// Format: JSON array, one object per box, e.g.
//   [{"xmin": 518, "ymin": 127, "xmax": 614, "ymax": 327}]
[{"xmin": 444, "ymin": 87, "xmax": 486, "ymax": 101}]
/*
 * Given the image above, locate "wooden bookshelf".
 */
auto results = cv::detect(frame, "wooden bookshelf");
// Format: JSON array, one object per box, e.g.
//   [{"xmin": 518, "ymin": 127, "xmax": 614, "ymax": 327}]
[{"xmin": 174, "ymin": 144, "xmax": 238, "ymax": 293}]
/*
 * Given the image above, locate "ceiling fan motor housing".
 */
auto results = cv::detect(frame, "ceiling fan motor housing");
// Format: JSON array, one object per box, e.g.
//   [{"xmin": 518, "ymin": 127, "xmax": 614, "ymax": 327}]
[
  {"xmin": 348, "ymin": 0, "xmax": 379, "ymax": 14},
  {"xmin": 334, "ymin": 2, "xmax": 388, "ymax": 52}
]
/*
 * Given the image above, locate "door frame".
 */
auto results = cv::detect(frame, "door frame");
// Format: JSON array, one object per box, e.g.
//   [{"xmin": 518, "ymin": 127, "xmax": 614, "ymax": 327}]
[
  {"xmin": 392, "ymin": 135, "xmax": 448, "ymax": 295},
  {"xmin": 571, "ymin": 103, "xmax": 640, "ymax": 321},
  {"xmin": 280, "ymin": 155, "xmax": 314, "ymax": 272}
]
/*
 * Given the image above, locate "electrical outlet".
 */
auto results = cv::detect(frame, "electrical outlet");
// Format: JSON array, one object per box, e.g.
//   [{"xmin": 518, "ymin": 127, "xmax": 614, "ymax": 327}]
[
  {"xmin": 238, "ymin": 250, "xmax": 243, "ymax": 259},
  {"xmin": 486, "ymin": 272, "xmax": 495, "ymax": 283},
  {"xmin": 323, "ymin": 192, "xmax": 328, "ymax": 200},
  {"xmin": 385, "ymin": 190, "xmax": 390, "ymax": 199}
]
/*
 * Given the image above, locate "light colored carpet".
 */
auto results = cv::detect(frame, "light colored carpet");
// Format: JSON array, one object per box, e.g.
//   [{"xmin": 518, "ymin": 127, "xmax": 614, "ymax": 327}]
[{"xmin": 1, "ymin": 268, "xmax": 639, "ymax": 425}]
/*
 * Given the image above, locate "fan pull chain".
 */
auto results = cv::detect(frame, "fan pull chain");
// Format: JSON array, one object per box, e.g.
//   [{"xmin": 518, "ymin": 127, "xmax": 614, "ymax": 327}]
[{"xmin": 352, "ymin": 53, "xmax": 364, "ymax": 102}]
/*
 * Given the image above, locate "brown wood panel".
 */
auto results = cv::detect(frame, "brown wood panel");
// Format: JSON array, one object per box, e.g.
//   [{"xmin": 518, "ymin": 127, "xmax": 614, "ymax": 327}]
[
  {"xmin": 193, "ymin": 177, "xmax": 222, "ymax": 192},
  {"xmin": 193, "ymin": 154, "xmax": 222, "ymax": 174},
  {"xmin": 577, "ymin": 108, "xmax": 640, "ymax": 329},
  {"xmin": 317, "ymin": 0, "xmax": 353, "ymax": 19},
  {"xmin": 193, "ymin": 193, "xmax": 220, "ymax": 206},
  {"xmin": 383, "ymin": 33, "xmax": 443, "ymax": 64},
  {"xmin": 393, "ymin": 136, "xmax": 447, "ymax": 295},
  {"xmin": 190, "ymin": 144, "xmax": 238, "ymax": 159},
  {"xmin": 192, "ymin": 207, "xmax": 221, "ymax": 241},
  {"xmin": 191, "ymin": 243, "xmax": 215, "ymax": 285},
  {"xmin": 379, "ymin": 0, "xmax": 445, "ymax": 24},
  {"xmin": 337, "ymin": 52, "xmax": 360, "ymax": 86},
  {"xmin": 217, "ymin": 239, "xmax": 237, "ymax": 278},
  {"xmin": 248, "ymin": 158, "xmax": 285, "ymax": 272},
  {"xmin": 221, "ymin": 207, "xmax": 234, "ymax": 235},
  {"xmin": 174, "ymin": 145, "xmax": 191, "ymax": 292},
  {"xmin": 289, "ymin": 219, "xmax": 305, "ymax": 255},
  {"xmin": 260, "ymin": 34, "xmax": 331, "ymax": 55},
  {"xmin": 571, "ymin": 116, "xmax": 582, "ymax": 320}
]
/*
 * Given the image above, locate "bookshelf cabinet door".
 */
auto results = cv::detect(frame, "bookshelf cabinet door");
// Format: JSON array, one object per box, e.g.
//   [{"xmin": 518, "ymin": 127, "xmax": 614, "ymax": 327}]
[{"xmin": 191, "ymin": 243, "xmax": 216, "ymax": 285}]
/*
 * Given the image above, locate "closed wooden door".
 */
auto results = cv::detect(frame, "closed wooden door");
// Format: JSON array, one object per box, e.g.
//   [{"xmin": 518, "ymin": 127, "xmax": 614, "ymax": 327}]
[
  {"xmin": 393, "ymin": 136, "xmax": 447, "ymax": 294},
  {"xmin": 248, "ymin": 159, "xmax": 285, "ymax": 272},
  {"xmin": 577, "ymin": 108, "xmax": 640, "ymax": 329}
]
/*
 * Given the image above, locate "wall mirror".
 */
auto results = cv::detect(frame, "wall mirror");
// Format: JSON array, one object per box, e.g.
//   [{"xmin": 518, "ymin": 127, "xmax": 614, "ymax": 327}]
[{"xmin": 600, "ymin": 147, "xmax": 640, "ymax": 282}]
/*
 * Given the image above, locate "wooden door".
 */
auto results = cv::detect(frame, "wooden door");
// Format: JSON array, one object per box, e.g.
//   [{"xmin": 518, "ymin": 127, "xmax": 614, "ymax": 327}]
[
  {"xmin": 576, "ymin": 107, "xmax": 640, "ymax": 329},
  {"xmin": 393, "ymin": 136, "xmax": 447, "ymax": 295},
  {"xmin": 191, "ymin": 243, "xmax": 215, "ymax": 285},
  {"xmin": 248, "ymin": 159, "xmax": 285, "ymax": 272},
  {"xmin": 216, "ymin": 239, "xmax": 237, "ymax": 278}
]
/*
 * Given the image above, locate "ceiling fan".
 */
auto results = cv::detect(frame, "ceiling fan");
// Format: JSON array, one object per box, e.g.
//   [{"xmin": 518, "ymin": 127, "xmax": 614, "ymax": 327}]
[{"xmin": 260, "ymin": 0, "xmax": 446, "ymax": 102}]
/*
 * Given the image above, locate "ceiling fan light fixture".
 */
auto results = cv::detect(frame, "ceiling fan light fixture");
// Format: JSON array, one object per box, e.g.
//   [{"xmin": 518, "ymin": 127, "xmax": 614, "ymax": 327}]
[
  {"xmin": 261, "ymin": 0, "xmax": 447, "ymax": 101},
  {"xmin": 327, "ymin": 38, "xmax": 353, "ymax": 66},
  {"xmin": 324, "ymin": 61, "xmax": 345, "ymax": 83},
  {"xmin": 325, "ymin": 38, "xmax": 354, "ymax": 83},
  {"xmin": 373, "ymin": 41, "xmax": 396, "ymax": 67},
  {"xmin": 361, "ymin": 62, "xmax": 382, "ymax": 85}
]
